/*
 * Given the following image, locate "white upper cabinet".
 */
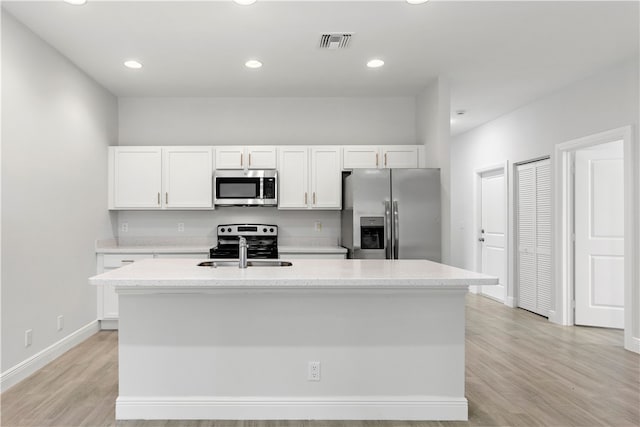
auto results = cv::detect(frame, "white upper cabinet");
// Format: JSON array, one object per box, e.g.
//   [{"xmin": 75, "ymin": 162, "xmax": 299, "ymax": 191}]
[
  {"xmin": 278, "ymin": 146, "xmax": 309, "ymax": 209},
  {"xmin": 215, "ymin": 146, "xmax": 276, "ymax": 170},
  {"xmin": 163, "ymin": 147, "xmax": 213, "ymax": 208},
  {"xmin": 342, "ymin": 145, "xmax": 420, "ymax": 169},
  {"xmin": 109, "ymin": 146, "xmax": 214, "ymax": 210},
  {"xmin": 342, "ymin": 146, "xmax": 381, "ymax": 169},
  {"xmin": 278, "ymin": 146, "xmax": 341, "ymax": 210},
  {"xmin": 111, "ymin": 147, "xmax": 162, "ymax": 209},
  {"xmin": 381, "ymin": 145, "xmax": 419, "ymax": 168},
  {"xmin": 246, "ymin": 146, "xmax": 277, "ymax": 169},
  {"xmin": 215, "ymin": 146, "xmax": 244, "ymax": 169},
  {"xmin": 310, "ymin": 147, "xmax": 342, "ymax": 209}
]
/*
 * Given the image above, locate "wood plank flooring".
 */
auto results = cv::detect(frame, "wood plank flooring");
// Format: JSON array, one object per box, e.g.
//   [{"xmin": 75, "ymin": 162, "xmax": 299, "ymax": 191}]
[{"xmin": 1, "ymin": 294, "xmax": 638, "ymax": 427}]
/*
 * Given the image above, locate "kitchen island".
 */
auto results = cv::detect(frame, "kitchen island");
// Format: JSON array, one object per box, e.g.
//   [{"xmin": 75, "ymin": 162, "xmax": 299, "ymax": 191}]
[{"xmin": 89, "ymin": 258, "xmax": 497, "ymax": 421}]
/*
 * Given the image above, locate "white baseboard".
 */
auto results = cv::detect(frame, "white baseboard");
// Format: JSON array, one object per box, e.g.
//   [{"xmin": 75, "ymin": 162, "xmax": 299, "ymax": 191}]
[
  {"xmin": 116, "ymin": 396, "xmax": 468, "ymax": 421},
  {"xmin": 505, "ymin": 296, "xmax": 517, "ymax": 308},
  {"xmin": 0, "ymin": 320, "xmax": 99, "ymax": 392},
  {"xmin": 625, "ymin": 336, "xmax": 640, "ymax": 354}
]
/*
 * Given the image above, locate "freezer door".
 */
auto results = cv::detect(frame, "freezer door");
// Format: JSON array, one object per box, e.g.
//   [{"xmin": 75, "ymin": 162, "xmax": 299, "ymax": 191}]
[
  {"xmin": 347, "ymin": 169, "xmax": 391, "ymax": 259},
  {"xmin": 391, "ymin": 169, "xmax": 441, "ymax": 261}
]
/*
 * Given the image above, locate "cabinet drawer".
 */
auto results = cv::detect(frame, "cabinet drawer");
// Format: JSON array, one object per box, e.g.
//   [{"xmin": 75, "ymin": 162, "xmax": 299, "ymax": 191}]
[
  {"xmin": 103, "ymin": 254, "xmax": 153, "ymax": 268},
  {"xmin": 280, "ymin": 253, "xmax": 346, "ymax": 260}
]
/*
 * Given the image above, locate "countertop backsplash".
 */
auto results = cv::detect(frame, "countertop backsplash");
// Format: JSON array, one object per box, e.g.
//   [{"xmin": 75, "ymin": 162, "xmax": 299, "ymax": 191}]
[{"xmin": 115, "ymin": 208, "xmax": 341, "ymax": 246}]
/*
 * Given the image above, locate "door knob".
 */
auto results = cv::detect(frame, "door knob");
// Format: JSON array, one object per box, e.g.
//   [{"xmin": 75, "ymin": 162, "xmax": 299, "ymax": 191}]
[{"xmin": 478, "ymin": 238, "xmax": 485, "ymax": 242}]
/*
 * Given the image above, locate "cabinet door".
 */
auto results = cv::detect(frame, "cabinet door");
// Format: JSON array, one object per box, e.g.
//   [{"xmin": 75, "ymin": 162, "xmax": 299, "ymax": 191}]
[
  {"xmin": 111, "ymin": 147, "xmax": 162, "ymax": 208},
  {"xmin": 342, "ymin": 146, "xmax": 380, "ymax": 169},
  {"xmin": 215, "ymin": 146, "xmax": 244, "ymax": 169},
  {"xmin": 246, "ymin": 146, "xmax": 277, "ymax": 169},
  {"xmin": 381, "ymin": 146, "xmax": 418, "ymax": 168},
  {"xmin": 163, "ymin": 147, "xmax": 213, "ymax": 208},
  {"xmin": 278, "ymin": 147, "xmax": 309, "ymax": 209},
  {"xmin": 98, "ymin": 254, "xmax": 153, "ymax": 321},
  {"xmin": 310, "ymin": 146, "xmax": 342, "ymax": 209}
]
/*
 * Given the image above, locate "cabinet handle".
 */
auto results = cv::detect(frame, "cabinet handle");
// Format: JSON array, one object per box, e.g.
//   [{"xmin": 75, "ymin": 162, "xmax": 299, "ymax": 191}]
[
  {"xmin": 304, "ymin": 192, "xmax": 308, "ymax": 205},
  {"xmin": 248, "ymin": 153, "xmax": 251, "ymax": 167},
  {"xmin": 165, "ymin": 192, "xmax": 168, "ymax": 204},
  {"xmin": 121, "ymin": 260, "xmax": 135, "ymax": 264},
  {"xmin": 313, "ymin": 192, "xmax": 316, "ymax": 205},
  {"xmin": 384, "ymin": 153, "xmax": 388, "ymax": 167},
  {"xmin": 240, "ymin": 153, "xmax": 243, "ymax": 166},
  {"xmin": 376, "ymin": 152, "xmax": 379, "ymax": 167},
  {"xmin": 157, "ymin": 192, "xmax": 160, "ymax": 205}
]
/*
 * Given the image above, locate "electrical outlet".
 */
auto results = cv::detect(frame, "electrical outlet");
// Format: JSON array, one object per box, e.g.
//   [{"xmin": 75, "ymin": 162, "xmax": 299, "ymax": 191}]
[
  {"xmin": 178, "ymin": 222, "xmax": 185, "ymax": 232},
  {"xmin": 121, "ymin": 222, "xmax": 128, "ymax": 233},
  {"xmin": 57, "ymin": 315, "xmax": 64, "ymax": 331},
  {"xmin": 308, "ymin": 361, "xmax": 320, "ymax": 381},
  {"xmin": 314, "ymin": 221, "xmax": 322, "ymax": 232},
  {"xmin": 25, "ymin": 329, "xmax": 33, "ymax": 347}
]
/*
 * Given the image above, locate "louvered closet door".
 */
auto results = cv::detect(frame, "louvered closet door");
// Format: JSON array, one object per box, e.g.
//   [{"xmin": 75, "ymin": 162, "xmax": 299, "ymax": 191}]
[{"xmin": 516, "ymin": 159, "xmax": 552, "ymax": 316}]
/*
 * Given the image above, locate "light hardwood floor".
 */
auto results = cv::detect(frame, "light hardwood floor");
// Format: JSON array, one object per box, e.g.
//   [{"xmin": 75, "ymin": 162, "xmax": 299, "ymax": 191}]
[{"xmin": 1, "ymin": 294, "xmax": 638, "ymax": 427}]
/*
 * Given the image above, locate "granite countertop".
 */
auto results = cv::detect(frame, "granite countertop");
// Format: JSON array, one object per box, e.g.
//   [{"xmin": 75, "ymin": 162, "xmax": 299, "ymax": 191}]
[
  {"xmin": 95, "ymin": 238, "xmax": 347, "ymax": 255},
  {"xmin": 89, "ymin": 258, "xmax": 498, "ymax": 289}
]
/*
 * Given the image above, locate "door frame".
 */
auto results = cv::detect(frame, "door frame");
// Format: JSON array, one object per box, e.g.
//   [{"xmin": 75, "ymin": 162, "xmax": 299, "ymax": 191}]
[
  {"xmin": 474, "ymin": 162, "xmax": 509, "ymax": 304},
  {"xmin": 554, "ymin": 125, "xmax": 638, "ymax": 353}
]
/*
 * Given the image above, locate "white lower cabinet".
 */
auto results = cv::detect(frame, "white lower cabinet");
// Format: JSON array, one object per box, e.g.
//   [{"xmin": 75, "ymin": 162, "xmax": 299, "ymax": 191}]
[{"xmin": 97, "ymin": 253, "xmax": 153, "ymax": 329}]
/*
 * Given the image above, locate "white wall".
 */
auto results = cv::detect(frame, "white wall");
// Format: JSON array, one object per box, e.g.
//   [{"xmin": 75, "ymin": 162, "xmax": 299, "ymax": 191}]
[
  {"xmin": 450, "ymin": 58, "xmax": 639, "ymax": 342},
  {"xmin": 117, "ymin": 96, "xmax": 417, "ymax": 243},
  {"xmin": 1, "ymin": 11, "xmax": 117, "ymax": 372},
  {"xmin": 416, "ymin": 77, "xmax": 451, "ymax": 263},
  {"xmin": 118, "ymin": 97, "xmax": 416, "ymax": 146},
  {"xmin": 118, "ymin": 209, "xmax": 341, "ymax": 247}
]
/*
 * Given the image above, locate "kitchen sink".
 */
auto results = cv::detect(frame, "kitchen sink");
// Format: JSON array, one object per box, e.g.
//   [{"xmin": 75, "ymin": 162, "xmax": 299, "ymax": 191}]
[{"xmin": 197, "ymin": 260, "xmax": 293, "ymax": 268}]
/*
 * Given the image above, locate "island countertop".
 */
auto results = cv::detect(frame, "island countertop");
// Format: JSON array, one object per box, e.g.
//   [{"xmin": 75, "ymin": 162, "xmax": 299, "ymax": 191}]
[{"xmin": 89, "ymin": 258, "xmax": 497, "ymax": 289}]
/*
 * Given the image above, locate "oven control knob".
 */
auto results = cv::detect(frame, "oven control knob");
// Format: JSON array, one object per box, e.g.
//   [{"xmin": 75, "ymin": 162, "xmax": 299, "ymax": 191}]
[
  {"xmin": 269, "ymin": 228, "xmax": 274, "ymax": 232},
  {"xmin": 220, "ymin": 229, "xmax": 224, "ymax": 233},
  {"xmin": 263, "ymin": 228, "xmax": 267, "ymax": 233},
  {"xmin": 227, "ymin": 227, "xmax": 232, "ymax": 232}
]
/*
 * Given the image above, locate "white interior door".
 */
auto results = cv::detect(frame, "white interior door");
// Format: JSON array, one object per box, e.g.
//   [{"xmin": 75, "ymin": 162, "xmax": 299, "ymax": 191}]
[
  {"xmin": 516, "ymin": 159, "xmax": 552, "ymax": 317},
  {"xmin": 479, "ymin": 169, "xmax": 506, "ymax": 302},
  {"xmin": 574, "ymin": 140, "xmax": 624, "ymax": 328}
]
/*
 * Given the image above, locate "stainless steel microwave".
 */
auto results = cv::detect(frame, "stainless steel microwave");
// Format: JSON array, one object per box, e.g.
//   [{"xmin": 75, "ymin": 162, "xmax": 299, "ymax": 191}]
[{"xmin": 213, "ymin": 170, "xmax": 277, "ymax": 206}]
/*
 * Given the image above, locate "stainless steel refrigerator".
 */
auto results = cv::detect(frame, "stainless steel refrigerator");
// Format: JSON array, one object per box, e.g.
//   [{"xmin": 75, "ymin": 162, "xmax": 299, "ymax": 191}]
[{"xmin": 341, "ymin": 169, "xmax": 441, "ymax": 261}]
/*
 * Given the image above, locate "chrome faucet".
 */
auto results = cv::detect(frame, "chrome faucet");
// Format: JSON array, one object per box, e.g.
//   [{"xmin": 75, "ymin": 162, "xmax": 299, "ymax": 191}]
[{"xmin": 238, "ymin": 236, "xmax": 248, "ymax": 269}]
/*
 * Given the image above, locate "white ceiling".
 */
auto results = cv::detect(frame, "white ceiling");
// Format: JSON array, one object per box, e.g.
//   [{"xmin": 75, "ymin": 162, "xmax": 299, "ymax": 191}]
[{"xmin": 2, "ymin": 0, "xmax": 638, "ymax": 135}]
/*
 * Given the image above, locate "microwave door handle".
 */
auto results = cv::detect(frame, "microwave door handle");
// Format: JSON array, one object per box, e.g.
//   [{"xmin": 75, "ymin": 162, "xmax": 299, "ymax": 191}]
[
  {"xmin": 384, "ymin": 201, "xmax": 392, "ymax": 259},
  {"xmin": 260, "ymin": 178, "xmax": 264, "ymax": 200},
  {"xmin": 393, "ymin": 201, "xmax": 399, "ymax": 260}
]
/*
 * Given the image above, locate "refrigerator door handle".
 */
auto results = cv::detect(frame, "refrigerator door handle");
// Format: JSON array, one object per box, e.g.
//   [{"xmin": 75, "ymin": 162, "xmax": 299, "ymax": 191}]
[
  {"xmin": 393, "ymin": 201, "xmax": 399, "ymax": 259},
  {"xmin": 384, "ymin": 201, "xmax": 392, "ymax": 259}
]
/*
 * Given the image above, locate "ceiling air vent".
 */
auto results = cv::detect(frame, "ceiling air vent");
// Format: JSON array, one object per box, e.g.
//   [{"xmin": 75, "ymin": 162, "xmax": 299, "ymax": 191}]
[{"xmin": 319, "ymin": 33, "xmax": 352, "ymax": 49}]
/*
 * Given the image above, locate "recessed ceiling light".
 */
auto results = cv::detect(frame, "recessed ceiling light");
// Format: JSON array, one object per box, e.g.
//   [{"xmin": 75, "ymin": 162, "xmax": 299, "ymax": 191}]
[
  {"xmin": 64, "ymin": 0, "xmax": 87, "ymax": 4},
  {"xmin": 366, "ymin": 59, "xmax": 385, "ymax": 69},
  {"xmin": 124, "ymin": 60, "xmax": 143, "ymax": 70},
  {"xmin": 245, "ymin": 59, "xmax": 263, "ymax": 69},
  {"xmin": 233, "ymin": 0, "xmax": 257, "ymax": 5},
  {"xmin": 406, "ymin": 0, "xmax": 429, "ymax": 4}
]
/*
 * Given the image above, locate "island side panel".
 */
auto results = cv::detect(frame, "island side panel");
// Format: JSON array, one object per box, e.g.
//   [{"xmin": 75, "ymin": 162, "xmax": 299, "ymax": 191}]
[{"xmin": 116, "ymin": 287, "xmax": 467, "ymax": 420}]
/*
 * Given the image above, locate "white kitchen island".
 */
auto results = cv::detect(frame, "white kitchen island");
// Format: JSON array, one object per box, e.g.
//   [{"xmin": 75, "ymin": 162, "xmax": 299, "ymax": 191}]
[{"xmin": 89, "ymin": 258, "xmax": 497, "ymax": 421}]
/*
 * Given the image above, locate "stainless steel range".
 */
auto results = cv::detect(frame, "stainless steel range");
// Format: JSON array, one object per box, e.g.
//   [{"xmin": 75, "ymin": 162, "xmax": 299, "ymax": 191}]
[{"xmin": 209, "ymin": 224, "xmax": 278, "ymax": 259}]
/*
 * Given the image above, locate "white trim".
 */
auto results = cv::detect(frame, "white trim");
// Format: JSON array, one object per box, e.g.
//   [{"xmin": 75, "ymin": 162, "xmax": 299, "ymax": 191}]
[
  {"xmin": 100, "ymin": 319, "xmax": 119, "ymax": 330},
  {"xmin": 116, "ymin": 396, "xmax": 468, "ymax": 421},
  {"xmin": 505, "ymin": 296, "xmax": 517, "ymax": 308},
  {"xmin": 474, "ymin": 162, "xmax": 509, "ymax": 304},
  {"xmin": 554, "ymin": 126, "xmax": 638, "ymax": 354},
  {"xmin": 0, "ymin": 320, "xmax": 99, "ymax": 392}
]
